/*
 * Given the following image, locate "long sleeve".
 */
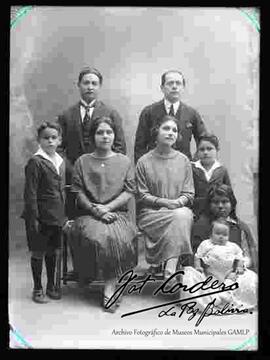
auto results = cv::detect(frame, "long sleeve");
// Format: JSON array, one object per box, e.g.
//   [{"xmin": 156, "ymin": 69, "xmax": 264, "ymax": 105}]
[
  {"xmin": 110, "ymin": 109, "xmax": 127, "ymax": 155},
  {"xmin": 176, "ymin": 157, "xmax": 194, "ymax": 206},
  {"xmin": 134, "ymin": 107, "xmax": 151, "ymax": 164},
  {"xmin": 71, "ymin": 158, "xmax": 99, "ymax": 216},
  {"xmin": 123, "ymin": 161, "xmax": 136, "ymax": 194},
  {"xmin": 23, "ymin": 158, "xmax": 40, "ymax": 220},
  {"xmin": 223, "ymin": 168, "xmax": 232, "ymax": 187},
  {"xmin": 192, "ymin": 110, "xmax": 207, "ymax": 147},
  {"xmin": 135, "ymin": 159, "xmax": 160, "ymax": 206}
]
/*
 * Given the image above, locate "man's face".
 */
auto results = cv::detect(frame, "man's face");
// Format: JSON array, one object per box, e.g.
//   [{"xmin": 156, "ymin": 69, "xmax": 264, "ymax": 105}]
[
  {"xmin": 78, "ymin": 73, "xmax": 101, "ymax": 103},
  {"xmin": 161, "ymin": 72, "xmax": 185, "ymax": 103}
]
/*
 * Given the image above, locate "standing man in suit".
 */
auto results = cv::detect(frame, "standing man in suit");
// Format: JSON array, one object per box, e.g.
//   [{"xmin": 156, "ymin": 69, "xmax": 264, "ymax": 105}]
[
  {"xmin": 134, "ymin": 70, "xmax": 207, "ymax": 163},
  {"xmin": 57, "ymin": 66, "xmax": 126, "ymax": 185}
]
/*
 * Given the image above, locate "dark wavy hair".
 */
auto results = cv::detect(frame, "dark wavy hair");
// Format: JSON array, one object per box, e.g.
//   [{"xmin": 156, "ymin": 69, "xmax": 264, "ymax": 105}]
[
  {"xmin": 161, "ymin": 70, "xmax": 186, "ymax": 87},
  {"xmin": 37, "ymin": 121, "xmax": 62, "ymax": 139},
  {"xmin": 89, "ymin": 116, "xmax": 117, "ymax": 149},
  {"xmin": 197, "ymin": 133, "xmax": 220, "ymax": 151},
  {"xmin": 151, "ymin": 115, "xmax": 182, "ymax": 146},
  {"xmin": 205, "ymin": 184, "xmax": 237, "ymax": 220},
  {"xmin": 78, "ymin": 67, "xmax": 103, "ymax": 85}
]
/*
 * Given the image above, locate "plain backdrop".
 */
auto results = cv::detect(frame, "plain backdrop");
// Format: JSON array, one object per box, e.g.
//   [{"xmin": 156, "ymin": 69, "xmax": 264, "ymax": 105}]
[{"xmin": 10, "ymin": 7, "xmax": 259, "ymax": 238}]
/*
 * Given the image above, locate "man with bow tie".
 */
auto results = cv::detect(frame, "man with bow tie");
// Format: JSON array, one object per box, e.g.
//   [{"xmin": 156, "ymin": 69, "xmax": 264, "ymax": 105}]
[
  {"xmin": 134, "ymin": 70, "xmax": 207, "ymax": 163},
  {"xmin": 57, "ymin": 67, "xmax": 126, "ymax": 185}
]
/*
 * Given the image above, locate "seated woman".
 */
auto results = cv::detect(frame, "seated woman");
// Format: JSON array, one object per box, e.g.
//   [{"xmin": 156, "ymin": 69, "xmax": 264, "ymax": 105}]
[
  {"xmin": 191, "ymin": 184, "xmax": 257, "ymax": 272},
  {"xmin": 69, "ymin": 116, "xmax": 137, "ymax": 313},
  {"xmin": 135, "ymin": 115, "xmax": 194, "ymax": 281},
  {"xmin": 192, "ymin": 133, "xmax": 231, "ymax": 220}
]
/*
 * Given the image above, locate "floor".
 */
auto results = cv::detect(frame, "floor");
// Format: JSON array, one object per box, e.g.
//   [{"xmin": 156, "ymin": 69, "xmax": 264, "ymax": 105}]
[{"xmin": 8, "ymin": 202, "xmax": 258, "ymax": 350}]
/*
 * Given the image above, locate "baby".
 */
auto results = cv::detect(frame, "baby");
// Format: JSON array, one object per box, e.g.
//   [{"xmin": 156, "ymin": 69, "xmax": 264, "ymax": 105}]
[{"xmin": 194, "ymin": 218, "xmax": 245, "ymax": 282}]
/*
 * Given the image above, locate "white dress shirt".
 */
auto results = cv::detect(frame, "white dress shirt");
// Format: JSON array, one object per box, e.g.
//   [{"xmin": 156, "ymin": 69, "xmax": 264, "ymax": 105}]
[
  {"xmin": 34, "ymin": 147, "xmax": 63, "ymax": 174},
  {"xmin": 164, "ymin": 99, "xmax": 180, "ymax": 116},
  {"xmin": 193, "ymin": 159, "xmax": 221, "ymax": 182},
  {"xmin": 80, "ymin": 98, "xmax": 96, "ymax": 122}
]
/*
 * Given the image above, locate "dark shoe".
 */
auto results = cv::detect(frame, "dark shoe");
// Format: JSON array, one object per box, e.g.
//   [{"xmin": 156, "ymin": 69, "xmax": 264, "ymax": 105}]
[
  {"xmin": 32, "ymin": 289, "xmax": 49, "ymax": 304},
  {"xmin": 103, "ymin": 295, "xmax": 118, "ymax": 313},
  {"xmin": 46, "ymin": 286, "xmax": 61, "ymax": 300}
]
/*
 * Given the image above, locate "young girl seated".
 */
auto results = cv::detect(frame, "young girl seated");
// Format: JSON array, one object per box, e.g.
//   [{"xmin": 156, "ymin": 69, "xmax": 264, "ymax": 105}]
[
  {"xmin": 191, "ymin": 218, "xmax": 257, "ymax": 309},
  {"xmin": 192, "ymin": 134, "xmax": 231, "ymax": 219}
]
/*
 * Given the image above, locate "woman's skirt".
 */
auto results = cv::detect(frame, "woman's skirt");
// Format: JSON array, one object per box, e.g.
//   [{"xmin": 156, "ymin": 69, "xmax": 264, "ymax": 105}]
[
  {"xmin": 138, "ymin": 207, "xmax": 193, "ymax": 265},
  {"xmin": 70, "ymin": 212, "xmax": 137, "ymax": 281}
]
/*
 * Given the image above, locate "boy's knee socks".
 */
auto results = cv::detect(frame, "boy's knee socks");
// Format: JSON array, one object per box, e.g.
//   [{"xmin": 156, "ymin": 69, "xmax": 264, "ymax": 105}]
[
  {"xmin": 31, "ymin": 257, "xmax": 43, "ymax": 290},
  {"xmin": 45, "ymin": 253, "xmax": 56, "ymax": 289}
]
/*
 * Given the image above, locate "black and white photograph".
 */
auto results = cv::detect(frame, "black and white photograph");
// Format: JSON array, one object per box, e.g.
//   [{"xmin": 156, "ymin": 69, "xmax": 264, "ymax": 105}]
[{"xmin": 9, "ymin": 6, "xmax": 259, "ymax": 350}]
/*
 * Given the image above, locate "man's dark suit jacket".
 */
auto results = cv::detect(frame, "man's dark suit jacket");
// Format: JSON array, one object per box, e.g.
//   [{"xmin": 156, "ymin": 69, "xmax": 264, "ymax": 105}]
[
  {"xmin": 134, "ymin": 100, "xmax": 206, "ymax": 163},
  {"xmin": 57, "ymin": 100, "xmax": 126, "ymax": 184}
]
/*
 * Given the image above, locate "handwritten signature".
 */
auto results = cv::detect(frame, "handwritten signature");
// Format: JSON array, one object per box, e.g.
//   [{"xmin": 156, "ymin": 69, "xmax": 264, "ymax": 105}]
[{"xmin": 104, "ymin": 270, "xmax": 252, "ymax": 326}]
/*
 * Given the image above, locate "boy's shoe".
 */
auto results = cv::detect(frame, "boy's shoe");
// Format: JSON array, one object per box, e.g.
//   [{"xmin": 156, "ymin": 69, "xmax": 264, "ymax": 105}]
[
  {"xmin": 32, "ymin": 289, "xmax": 49, "ymax": 304},
  {"xmin": 46, "ymin": 286, "xmax": 61, "ymax": 300}
]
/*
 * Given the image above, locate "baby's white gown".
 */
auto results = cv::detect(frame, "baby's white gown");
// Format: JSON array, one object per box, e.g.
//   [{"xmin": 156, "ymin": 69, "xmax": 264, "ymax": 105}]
[{"xmin": 180, "ymin": 240, "xmax": 257, "ymax": 311}]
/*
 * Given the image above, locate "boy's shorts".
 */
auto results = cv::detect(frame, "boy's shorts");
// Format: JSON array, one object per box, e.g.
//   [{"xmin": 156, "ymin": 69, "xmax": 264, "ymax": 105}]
[{"xmin": 24, "ymin": 221, "xmax": 62, "ymax": 252}]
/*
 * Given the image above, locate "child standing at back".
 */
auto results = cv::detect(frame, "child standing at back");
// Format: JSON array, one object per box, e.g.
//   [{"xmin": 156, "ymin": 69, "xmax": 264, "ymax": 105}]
[
  {"xmin": 21, "ymin": 122, "xmax": 66, "ymax": 303},
  {"xmin": 192, "ymin": 133, "xmax": 231, "ymax": 219}
]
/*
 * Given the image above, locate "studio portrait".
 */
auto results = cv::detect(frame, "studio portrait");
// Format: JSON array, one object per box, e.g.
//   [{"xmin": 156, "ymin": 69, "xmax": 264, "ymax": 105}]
[{"xmin": 9, "ymin": 6, "xmax": 259, "ymax": 350}]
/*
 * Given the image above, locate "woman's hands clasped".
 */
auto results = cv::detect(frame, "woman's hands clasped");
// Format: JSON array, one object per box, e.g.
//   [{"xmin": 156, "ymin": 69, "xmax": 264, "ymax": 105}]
[
  {"xmin": 94, "ymin": 204, "xmax": 118, "ymax": 224},
  {"xmin": 157, "ymin": 198, "xmax": 182, "ymax": 210}
]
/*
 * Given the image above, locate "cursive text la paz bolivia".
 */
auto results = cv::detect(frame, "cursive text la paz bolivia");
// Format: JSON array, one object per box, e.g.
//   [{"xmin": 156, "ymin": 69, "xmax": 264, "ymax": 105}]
[{"xmin": 104, "ymin": 270, "xmax": 252, "ymax": 326}]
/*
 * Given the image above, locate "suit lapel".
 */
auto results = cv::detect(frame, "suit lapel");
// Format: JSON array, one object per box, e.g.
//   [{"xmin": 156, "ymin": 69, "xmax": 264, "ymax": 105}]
[
  {"xmin": 193, "ymin": 166, "xmax": 208, "ymax": 183},
  {"xmin": 91, "ymin": 100, "xmax": 103, "ymax": 121},
  {"xmin": 175, "ymin": 101, "xmax": 182, "ymax": 119},
  {"xmin": 72, "ymin": 102, "xmax": 85, "ymax": 151},
  {"xmin": 153, "ymin": 100, "xmax": 167, "ymax": 120},
  {"xmin": 209, "ymin": 167, "xmax": 222, "ymax": 183},
  {"xmin": 36, "ymin": 155, "xmax": 59, "ymax": 176}
]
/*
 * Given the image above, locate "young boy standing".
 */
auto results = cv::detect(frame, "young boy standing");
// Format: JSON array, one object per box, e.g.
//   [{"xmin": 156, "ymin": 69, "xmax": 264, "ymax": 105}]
[{"xmin": 21, "ymin": 122, "xmax": 66, "ymax": 303}]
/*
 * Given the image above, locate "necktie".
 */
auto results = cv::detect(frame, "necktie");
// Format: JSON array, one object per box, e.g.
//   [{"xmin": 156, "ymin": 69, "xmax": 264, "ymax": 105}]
[
  {"xmin": 169, "ymin": 104, "xmax": 175, "ymax": 116},
  {"xmin": 80, "ymin": 102, "xmax": 94, "ymax": 123}
]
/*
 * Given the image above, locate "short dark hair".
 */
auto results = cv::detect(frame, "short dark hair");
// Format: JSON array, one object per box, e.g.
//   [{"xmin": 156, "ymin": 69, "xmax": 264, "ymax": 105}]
[
  {"xmin": 198, "ymin": 133, "xmax": 220, "ymax": 151},
  {"xmin": 78, "ymin": 67, "xmax": 103, "ymax": 85},
  {"xmin": 37, "ymin": 121, "xmax": 62, "ymax": 138},
  {"xmin": 89, "ymin": 116, "xmax": 117, "ymax": 148},
  {"xmin": 151, "ymin": 115, "xmax": 181, "ymax": 145},
  {"xmin": 161, "ymin": 70, "xmax": 186, "ymax": 87}
]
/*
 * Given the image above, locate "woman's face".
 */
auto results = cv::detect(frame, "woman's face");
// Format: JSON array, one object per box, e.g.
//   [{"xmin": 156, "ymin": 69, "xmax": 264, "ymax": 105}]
[
  {"xmin": 94, "ymin": 122, "xmax": 115, "ymax": 151},
  {"xmin": 156, "ymin": 120, "xmax": 178, "ymax": 147},
  {"xmin": 210, "ymin": 195, "xmax": 232, "ymax": 218}
]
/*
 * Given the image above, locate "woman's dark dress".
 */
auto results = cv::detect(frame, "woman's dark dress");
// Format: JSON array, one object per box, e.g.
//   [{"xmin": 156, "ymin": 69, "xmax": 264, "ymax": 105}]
[{"xmin": 70, "ymin": 153, "xmax": 137, "ymax": 281}]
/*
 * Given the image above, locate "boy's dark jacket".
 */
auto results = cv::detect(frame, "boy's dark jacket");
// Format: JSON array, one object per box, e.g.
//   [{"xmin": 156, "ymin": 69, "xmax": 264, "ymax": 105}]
[{"xmin": 21, "ymin": 155, "xmax": 66, "ymax": 226}]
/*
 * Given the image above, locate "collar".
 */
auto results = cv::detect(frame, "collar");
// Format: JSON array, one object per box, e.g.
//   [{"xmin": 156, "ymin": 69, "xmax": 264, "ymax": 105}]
[
  {"xmin": 34, "ymin": 147, "xmax": 63, "ymax": 173},
  {"xmin": 164, "ymin": 99, "xmax": 180, "ymax": 114},
  {"xmin": 226, "ymin": 216, "xmax": 237, "ymax": 224},
  {"xmin": 193, "ymin": 160, "xmax": 221, "ymax": 181},
  {"xmin": 80, "ymin": 98, "xmax": 96, "ymax": 108}
]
